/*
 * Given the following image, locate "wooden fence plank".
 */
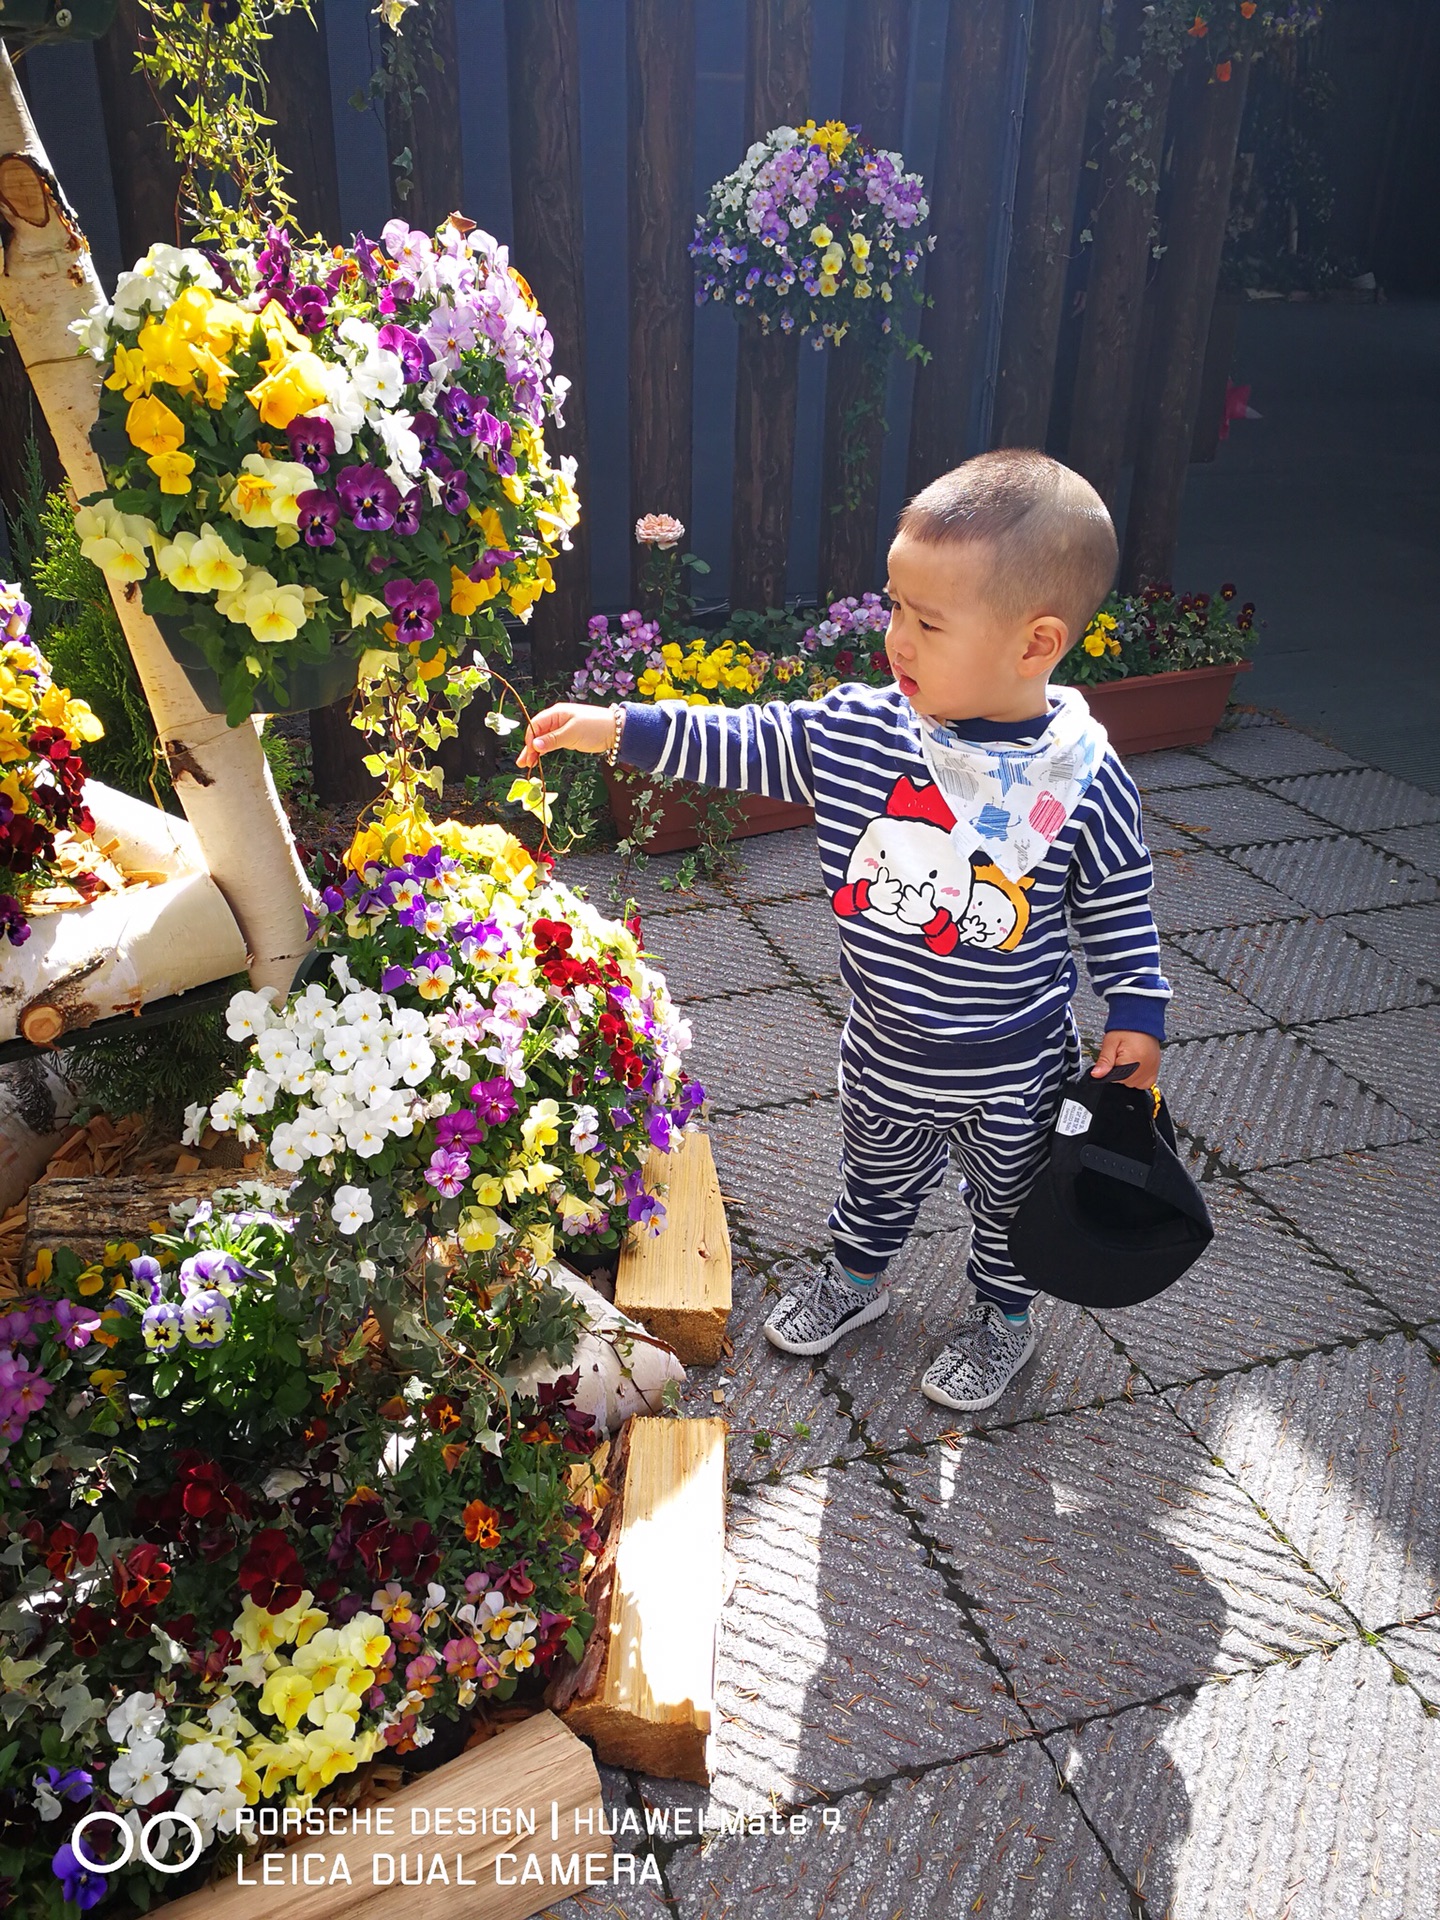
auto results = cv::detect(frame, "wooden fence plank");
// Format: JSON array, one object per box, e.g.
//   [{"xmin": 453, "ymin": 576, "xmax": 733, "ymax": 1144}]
[
  {"xmin": 626, "ymin": 0, "xmax": 696, "ymax": 602},
  {"xmin": 992, "ymin": 0, "xmax": 1105, "ymax": 450}
]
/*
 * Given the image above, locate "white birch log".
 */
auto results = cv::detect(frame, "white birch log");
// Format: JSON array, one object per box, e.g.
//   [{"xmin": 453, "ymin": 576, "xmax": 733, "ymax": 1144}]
[
  {"xmin": 501, "ymin": 1265, "xmax": 687, "ymax": 1435},
  {"xmin": 0, "ymin": 44, "xmax": 312, "ymax": 996},
  {"xmin": 0, "ymin": 782, "xmax": 248, "ymax": 1045},
  {"xmin": 0, "ymin": 1053, "xmax": 77, "ymax": 1211}
]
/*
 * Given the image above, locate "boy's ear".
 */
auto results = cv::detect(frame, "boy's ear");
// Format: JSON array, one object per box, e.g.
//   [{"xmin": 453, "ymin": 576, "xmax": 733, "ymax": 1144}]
[{"xmin": 1020, "ymin": 614, "xmax": 1069, "ymax": 677}]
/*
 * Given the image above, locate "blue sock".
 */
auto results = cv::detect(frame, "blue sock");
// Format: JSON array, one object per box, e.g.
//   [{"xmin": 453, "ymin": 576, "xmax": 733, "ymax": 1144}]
[
  {"xmin": 1002, "ymin": 1308, "xmax": 1030, "ymax": 1324},
  {"xmin": 838, "ymin": 1262, "xmax": 880, "ymax": 1288}
]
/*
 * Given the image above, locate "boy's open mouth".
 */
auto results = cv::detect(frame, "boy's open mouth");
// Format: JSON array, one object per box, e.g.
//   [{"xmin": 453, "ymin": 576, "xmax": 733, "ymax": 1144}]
[{"xmin": 892, "ymin": 666, "xmax": 919, "ymax": 699}]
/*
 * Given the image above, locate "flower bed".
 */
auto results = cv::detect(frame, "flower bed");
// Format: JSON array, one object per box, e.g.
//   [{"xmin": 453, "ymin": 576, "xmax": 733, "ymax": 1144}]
[
  {"xmin": 74, "ymin": 223, "xmax": 579, "ymax": 723},
  {"xmin": 0, "ymin": 1182, "xmax": 616, "ymax": 1914},
  {"xmin": 0, "ymin": 581, "xmax": 109, "ymax": 948}
]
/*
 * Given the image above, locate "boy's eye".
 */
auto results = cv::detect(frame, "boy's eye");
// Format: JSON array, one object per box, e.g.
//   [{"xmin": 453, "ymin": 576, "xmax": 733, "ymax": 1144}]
[{"xmin": 918, "ymin": 619, "xmax": 936, "ymax": 632}]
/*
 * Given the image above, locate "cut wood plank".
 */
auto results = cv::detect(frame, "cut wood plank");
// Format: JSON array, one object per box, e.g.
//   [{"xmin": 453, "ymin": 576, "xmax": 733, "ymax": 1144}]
[
  {"xmin": 547, "ymin": 1415, "xmax": 727, "ymax": 1783},
  {"xmin": 155, "ymin": 1710, "xmax": 609, "ymax": 1920},
  {"xmin": 23, "ymin": 1170, "xmax": 243, "ymax": 1271},
  {"xmin": 614, "ymin": 1128, "xmax": 731, "ymax": 1364}
]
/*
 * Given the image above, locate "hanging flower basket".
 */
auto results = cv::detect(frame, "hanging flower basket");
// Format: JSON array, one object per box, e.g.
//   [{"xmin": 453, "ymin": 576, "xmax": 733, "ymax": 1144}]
[
  {"xmin": 154, "ymin": 612, "xmax": 359, "ymax": 717},
  {"xmin": 73, "ymin": 220, "xmax": 581, "ymax": 726}
]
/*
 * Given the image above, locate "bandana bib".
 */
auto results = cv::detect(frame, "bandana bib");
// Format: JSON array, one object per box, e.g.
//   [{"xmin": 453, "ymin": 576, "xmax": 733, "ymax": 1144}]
[{"xmin": 914, "ymin": 686, "xmax": 1108, "ymax": 882}]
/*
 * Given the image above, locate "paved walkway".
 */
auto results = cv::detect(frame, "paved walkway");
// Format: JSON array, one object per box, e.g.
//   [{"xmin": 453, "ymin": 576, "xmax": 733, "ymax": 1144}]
[{"xmin": 548, "ymin": 708, "xmax": 1440, "ymax": 1920}]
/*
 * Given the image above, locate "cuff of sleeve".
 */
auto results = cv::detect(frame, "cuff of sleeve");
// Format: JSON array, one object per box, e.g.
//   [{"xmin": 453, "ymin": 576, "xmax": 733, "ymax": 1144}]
[
  {"xmin": 617, "ymin": 703, "xmax": 668, "ymax": 773},
  {"xmin": 1104, "ymin": 994, "xmax": 1168, "ymax": 1044}
]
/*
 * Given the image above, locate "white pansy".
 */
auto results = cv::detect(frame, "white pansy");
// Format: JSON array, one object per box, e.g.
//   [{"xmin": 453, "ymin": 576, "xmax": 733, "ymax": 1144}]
[
  {"xmin": 107, "ymin": 1691, "xmax": 164, "ymax": 1745},
  {"xmin": 387, "ymin": 1036, "xmax": 435, "ymax": 1086},
  {"xmin": 344, "ymin": 1113, "xmax": 389, "ymax": 1157},
  {"xmin": 352, "ymin": 347, "xmax": 405, "ymax": 409},
  {"xmin": 339, "ymin": 990, "xmax": 387, "ymax": 1031},
  {"xmin": 374, "ymin": 408, "xmax": 423, "ymax": 482},
  {"xmin": 209, "ymin": 1090, "xmax": 242, "ymax": 1132},
  {"xmin": 255, "ymin": 1028, "xmax": 298, "ymax": 1075},
  {"xmin": 323, "ymin": 1026, "xmax": 364, "ymax": 1070},
  {"xmin": 268, "ymin": 1123, "xmax": 306, "ymax": 1173},
  {"xmin": 331, "ymin": 1185, "xmax": 373, "ymax": 1234},
  {"xmin": 225, "ymin": 987, "xmax": 277, "ymax": 1041},
  {"xmin": 181, "ymin": 1101, "xmax": 207, "ymax": 1148},
  {"xmin": 239, "ymin": 1069, "xmax": 278, "ymax": 1116},
  {"xmin": 549, "ymin": 1031, "xmax": 580, "ymax": 1060},
  {"xmin": 293, "ymin": 1109, "xmax": 337, "ymax": 1158},
  {"xmin": 109, "ymin": 1738, "xmax": 169, "ymax": 1807},
  {"xmin": 351, "ymin": 1062, "xmax": 397, "ymax": 1107},
  {"xmin": 278, "ymin": 1052, "xmax": 317, "ymax": 1097}
]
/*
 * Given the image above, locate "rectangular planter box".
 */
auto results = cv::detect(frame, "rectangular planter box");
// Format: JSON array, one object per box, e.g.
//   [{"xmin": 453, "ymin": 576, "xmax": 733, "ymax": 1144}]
[
  {"xmin": 601, "ymin": 764, "xmax": 812, "ymax": 856},
  {"xmin": 1076, "ymin": 661, "xmax": 1251, "ymax": 756}
]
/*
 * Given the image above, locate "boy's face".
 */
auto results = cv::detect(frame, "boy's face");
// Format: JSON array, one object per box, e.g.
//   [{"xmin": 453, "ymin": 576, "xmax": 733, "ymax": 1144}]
[{"xmin": 883, "ymin": 532, "xmax": 1065, "ymax": 723}]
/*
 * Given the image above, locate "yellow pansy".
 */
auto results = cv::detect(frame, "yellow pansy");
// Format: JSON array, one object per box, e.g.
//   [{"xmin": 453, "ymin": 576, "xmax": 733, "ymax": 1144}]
[
  {"xmin": 821, "ymin": 244, "xmax": 845, "ymax": 275},
  {"xmin": 521, "ymin": 1097, "xmax": 561, "ymax": 1152},
  {"xmin": 148, "ymin": 449, "xmax": 195, "ymax": 494},
  {"xmin": 523, "ymin": 1223, "xmax": 556, "ymax": 1269},
  {"xmin": 819, "ymin": 272, "xmax": 839, "ymax": 297},
  {"xmin": 246, "ymin": 350, "xmax": 331, "ymax": 430},
  {"xmin": 470, "ymin": 1173, "xmax": 504, "ymax": 1207},
  {"xmin": 451, "ymin": 564, "xmax": 501, "ymax": 617},
  {"xmin": 258, "ymin": 1667, "xmax": 315, "ymax": 1731},
  {"xmin": 810, "ymin": 223, "xmax": 833, "ymax": 247},
  {"xmin": 104, "ymin": 342, "xmax": 152, "ymax": 401},
  {"xmin": 254, "ymin": 298, "xmax": 307, "ymax": 374},
  {"xmin": 243, "ymin": 582, "xmax": 308, "ymax": 644},
  {"xmin": 457, "ymin": 1205, "xmax": 502, "ymax": 1253},
  {"xmin": 125, "ymin": 393, "xmax": 186, "ymax": 456}
]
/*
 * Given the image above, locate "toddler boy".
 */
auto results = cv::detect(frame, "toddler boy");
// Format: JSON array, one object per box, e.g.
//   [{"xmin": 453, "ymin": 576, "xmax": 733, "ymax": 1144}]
[{"xmin": 519, "ymin": 450, "xmax": 1168, "ymax": 1412}]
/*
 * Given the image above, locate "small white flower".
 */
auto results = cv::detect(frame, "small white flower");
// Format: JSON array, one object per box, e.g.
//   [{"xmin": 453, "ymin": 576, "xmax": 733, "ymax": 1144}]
[
  {"xmin": 110, "ymin": 1737, "xmax": 169, "ymax": 1807},
  {"xmin": 293, "ymin": 1107, "xmax": 336, "ymax": 1157},
  {"xmin": 550, "ymin": 1031, "xmax": 580, "ymax": 1060},
  {"xmin": 262, "ymin": 1467, "xmax": 306, "ymax": 1500},
  {"xmin": 255, "ymin": 1028, "xmax": 299, "ymax": 1075},
  {"xmin": 351, "ymin": 1061, "xmax": 397, "ymax": 1107},
  {"xmin": 209, "ymin": 1089, "xmax": 242, "ymax": 1133},
  {"xmin": 239, "ymin": 1069, "xmax": 278, "ymax": 1116},
  {"xmin": 324, "ymin": 1026, "xmax": 364, "ymax": 1071},
  {"xmin": 387, "ymin": 1037, "xmax": 436, "ymax": 1086},
  {"xmin": 225, "ymin": 987, "xmax": 277, "ymax": 1041},
  {"xmin": 180, "ymin": 1101, "xmax": 207, "ymax": 1148},
  {"xmin": 268, "ymin": 1123, "xmax": 306, "ymax": 1173},
  {"xmin": 570, "ymin": 1104, "xmax": 601, "ymax": 1152},
  {"xmin": 331, "ymin": 1185, "xmax": 374, "ymax": 1234},
  {"xmin": 340, "ymin": 989, "xmax": 388, "ymax": 1031},
  {"xmin": 357, "ymin": 1259, "xmax": 377, "ymax": 1283}
]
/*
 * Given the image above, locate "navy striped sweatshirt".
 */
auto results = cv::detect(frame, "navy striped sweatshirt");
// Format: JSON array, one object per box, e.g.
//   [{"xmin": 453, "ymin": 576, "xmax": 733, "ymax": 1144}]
[{"xmin": 617, "ymin": 684, "xmax": 1170, "ymax": 1053}]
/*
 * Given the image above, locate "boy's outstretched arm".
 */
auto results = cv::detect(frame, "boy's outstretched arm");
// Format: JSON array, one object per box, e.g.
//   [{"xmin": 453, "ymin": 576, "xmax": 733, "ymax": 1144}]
[
  {"xmin": 519, "ymin": 696, "xmax": 818, "ymax": 807},
  {"xmin": 517, "ymin": 702, "xmax": 617, "ymax": 765}
]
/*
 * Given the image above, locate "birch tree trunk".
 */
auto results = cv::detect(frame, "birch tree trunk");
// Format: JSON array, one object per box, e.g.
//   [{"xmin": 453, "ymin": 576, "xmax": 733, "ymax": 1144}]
[{"xmin": 0, "ymin": 44, "xmax": 312, "ymax": 996}]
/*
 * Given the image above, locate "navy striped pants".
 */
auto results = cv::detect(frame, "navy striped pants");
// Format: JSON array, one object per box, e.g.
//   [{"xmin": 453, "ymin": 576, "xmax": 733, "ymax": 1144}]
[{"xmin": 827, "ymin": 1006, "xmax": 1081, "ymax": 1312}]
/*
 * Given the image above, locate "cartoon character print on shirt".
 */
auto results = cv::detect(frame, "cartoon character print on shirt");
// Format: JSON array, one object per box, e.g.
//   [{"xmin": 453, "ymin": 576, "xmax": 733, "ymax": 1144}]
[{"xmin": 831, "ymin": 775, "xmax": 1034, "ymax": 953}]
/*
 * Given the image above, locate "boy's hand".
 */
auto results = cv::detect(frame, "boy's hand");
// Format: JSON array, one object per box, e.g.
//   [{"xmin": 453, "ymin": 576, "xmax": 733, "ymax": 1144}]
[
  {"xmin": 1091, "ymin": 1030, "xmax": 1162, "ymax": 1087},
  {"xmin": 516, "ymin": 702, "xmax": 616, "ymax": 768}
]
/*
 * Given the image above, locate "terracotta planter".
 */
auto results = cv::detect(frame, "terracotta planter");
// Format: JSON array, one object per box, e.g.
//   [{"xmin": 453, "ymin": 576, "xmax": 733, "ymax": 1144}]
[
  {"xmin": 602, "ymin": 764, "xmax": 813, "ymax": 855},
  {"xmin": 1075, "ymin": 660, "xmax": 1251, "ymax": 756}
]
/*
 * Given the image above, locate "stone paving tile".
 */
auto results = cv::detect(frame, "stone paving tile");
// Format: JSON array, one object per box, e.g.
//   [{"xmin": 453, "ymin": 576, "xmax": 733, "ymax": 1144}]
[
  {"xmin": 1129, "ymin": 748, "xmax": 1239, "ymax": 791},
  {"xmin": 1146, "ymin": 781, "xmax": 1334, "ymax": 848},
  {"xmin": 1044, "ymin": 1639, "xmax": 1440, "ymax": 1920},
  {"xmin": 682, "ymin": 987, "xmax": 841, "ymax": 1113},
  {"xmin": 1231, "ymin": 834, "xmax": 1439, "ymax": 914},
  {"xmin": 718, "ymin": 827, "xmax": 826, "ymax": 903},
  {"xmin": 1070, "ymin": 944, "xmax": 1271, "ymax": 1050},
  {"xmin": 745, "ymin": 895, "xmax": 842, "ymax": 982},
  {"xmin": 1333, "ymin": 902, "xmax": 1440, "ymax": 979},
  {"xmin": 833, "ymin": 1229, "xmax": 1143, "ymax": 1449},
  {"xmin": 1174, "ymin": 916, "xmax": 1435, "ymax": 1024},
  {"xmin": 660, "ymin": 1738, "xmax": 1127, "ymax": 1920},
  {"xmin": 681, "ymin": 1462, "xmax": 1015, "ymax": 1812},
  {"xmin": 1147, "ymin": 845, "xmax": 1304, "ymax": 934},
  {"xmin": 1378, "ymin": 1617, "xmax": 1440, "ymax": 1707},
  {"xmin": 687, "ymin": 1260, "xmax": 862, "ymax": 1478},
  {"xmin": 553, "ymin": 848, "xmax": 731, "ymax": 916},
  {"xmin": 1162, "ymin": 1027, "xmax": 1416, "ymax": 1170},
  {"xmin": 1089, "ymin": 1177, "xmax": 1396, "ymax": 1386},
  {"xmin": 890, "ymin": 1398, "xmax": 1350, "ymax": 1730},
  {"xmin": 708, "ymin": 1099, "xmax": 970, "ymax": 1258},
  {"xmin": 1296, "ymin": 1004, "xmax": 1440, "ymax": 1129},
  {"xmin": 1199, "ymin": 725, "xmax": 1361, "ymax": 778},
  {"xmin": 1246, "ymin": 1144, "xmax": 1440, "ymax": 1326},
  {"xmin": 1169, "ymin": 1334, "xmax": 1440, "ymax": 1628},
  {"xmin": 639, "ymin": 907, "xmax": 793, "ymax": 1003},
  {"xmin": 1366, "ymin": 821, "xmax": 1440, "ymax": 878},
  {"xmin": 1263, "ymin": 767, "xmax": 1440, "ymax": 834},
  {"xmin": 534, "ymin": 1769, "xmax": 675, "ymax": 1920}
]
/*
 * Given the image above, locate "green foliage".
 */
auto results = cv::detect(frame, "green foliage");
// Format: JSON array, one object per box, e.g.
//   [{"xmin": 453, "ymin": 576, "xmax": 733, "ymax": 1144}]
[
  {"xmin": 129, "ymin": 1, "xmax": 311, "ymax": 247},
  {"xmin": 68, "ymin": 996, "xmax": 248, "ymax": 1135},
  {"xmin": 10, "ymin": 464, "xmax": 171, "ymax": 808},
  {"xmin": 1054, "ymin": 584, "xmax": 1259, "ymax": 687}
]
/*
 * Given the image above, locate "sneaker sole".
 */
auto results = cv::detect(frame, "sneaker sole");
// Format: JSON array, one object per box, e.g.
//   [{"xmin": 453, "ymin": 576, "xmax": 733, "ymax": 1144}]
[
  {"xmin": 920, "ymin": 1331, "xmax": 1036, "ymax": 1411},
  {"xmin": 763, "ymin": 1288, "xmax": 891, "ymax": 1357}
]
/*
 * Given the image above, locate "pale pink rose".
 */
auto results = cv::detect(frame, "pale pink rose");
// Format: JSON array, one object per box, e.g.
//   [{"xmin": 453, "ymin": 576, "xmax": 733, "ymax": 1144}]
[{"xmin": 634, "ymin": 513, "xmax": 685, "ymax": 548}]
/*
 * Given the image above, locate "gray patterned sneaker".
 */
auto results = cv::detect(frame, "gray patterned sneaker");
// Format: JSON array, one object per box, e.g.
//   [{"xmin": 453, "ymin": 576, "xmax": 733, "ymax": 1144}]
[
  {"xmin": 763, "ymin": 1255, "xmax": 890, "ymax": 1357},
  {"xmin": 920, "ymin": 1299, "xmax": 1036, "ymax": 1411}
]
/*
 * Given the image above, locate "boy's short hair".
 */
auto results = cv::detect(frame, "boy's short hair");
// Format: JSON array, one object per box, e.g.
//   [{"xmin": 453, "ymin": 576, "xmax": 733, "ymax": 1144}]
[{"xmin": 896, "ymin": 449, "xmax": 1118, "ymax": 643}]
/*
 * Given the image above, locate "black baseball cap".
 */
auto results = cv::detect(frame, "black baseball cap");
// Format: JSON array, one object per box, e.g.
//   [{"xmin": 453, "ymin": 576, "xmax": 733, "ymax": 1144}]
[{"xmin": 1007, "ymin": 1068, "xmax": 1214, "ymax": 1308}]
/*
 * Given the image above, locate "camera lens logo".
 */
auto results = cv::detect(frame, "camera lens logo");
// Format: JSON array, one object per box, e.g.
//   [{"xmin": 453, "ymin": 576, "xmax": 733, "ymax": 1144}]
[{"xmin": 69, "ymin": 1810, "xmax": 205, "ymax": 1876}]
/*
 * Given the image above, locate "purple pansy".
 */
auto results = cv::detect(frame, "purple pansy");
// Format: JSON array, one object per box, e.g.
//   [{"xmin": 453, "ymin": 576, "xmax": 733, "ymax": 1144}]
[
  {"xmin": 296, "ymin": 490, "xmax": 341, "ymax": 548},
  {"xmin": 336, "ymin": 465, "xmax": 400, "ymax": 532},
  {"xmin": 393, "ymin": 485, "xmax": 424, "ymax": 538},
  {"xmin": 286, "ymin": 415, "xmax": 335, "ymax": 474},
  {"xmin": 377, "ymin": 322, "xmax": 434, "ymax": 384},
  {"xmin": 382, "ymin": 577, "xmax": 441, "ymax": 645},
  {"xmin": 424, "ymin": 1147, "xmax": 471, "ymax": 1198},
  {"xmin": 51, "ymin": 1841, "xmax": 106, "ymax": 1911},
  {"xmin": 468, "ymin": 1077, "xmax": 516, "ymax": 1127}
]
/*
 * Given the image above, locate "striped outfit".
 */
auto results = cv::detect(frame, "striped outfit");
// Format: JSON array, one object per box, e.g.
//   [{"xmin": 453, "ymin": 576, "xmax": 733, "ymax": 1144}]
[{"xmin": 618, "ymin": 685, "xmax": 1169, "ymax": 1311}]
